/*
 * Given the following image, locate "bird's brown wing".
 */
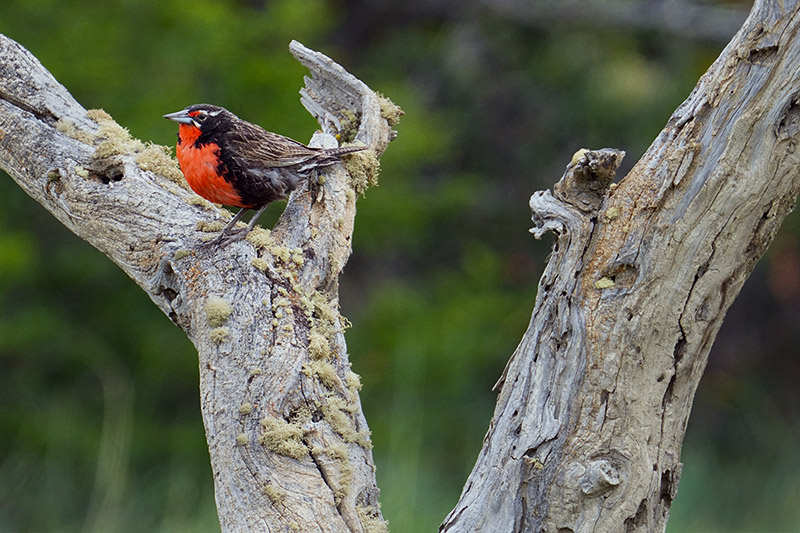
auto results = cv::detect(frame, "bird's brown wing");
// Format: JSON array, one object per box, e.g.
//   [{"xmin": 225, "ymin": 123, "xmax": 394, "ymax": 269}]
[{"xmin": 224, "ymin": 119, "xmax": 320, "ymax": 169}]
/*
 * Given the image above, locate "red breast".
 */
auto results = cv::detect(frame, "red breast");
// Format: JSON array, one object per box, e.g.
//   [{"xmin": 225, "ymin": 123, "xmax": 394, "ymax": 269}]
[{"xmin": 175, "ymin": 123, "xmax": 250, "ymax": 208}]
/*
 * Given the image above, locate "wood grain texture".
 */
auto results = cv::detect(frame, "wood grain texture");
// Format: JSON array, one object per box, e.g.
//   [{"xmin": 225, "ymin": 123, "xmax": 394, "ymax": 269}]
[
  {"xmin": 442, "ymin": 1, "xmax": 800, "ymax": 531},
  {"xmin": 0, "ymin": 35, "xmax": 398, "ymax": 532}
]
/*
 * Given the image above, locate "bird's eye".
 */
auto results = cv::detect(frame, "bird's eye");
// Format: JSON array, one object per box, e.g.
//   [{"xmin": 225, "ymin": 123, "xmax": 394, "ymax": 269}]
[{"xmin": 195, "ymin": 112, "xmax": 207, "ymax": 122}]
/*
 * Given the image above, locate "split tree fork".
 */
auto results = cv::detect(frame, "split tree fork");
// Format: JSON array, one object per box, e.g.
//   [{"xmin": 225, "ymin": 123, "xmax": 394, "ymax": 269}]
[
  {"xmin": 1, "ymin": 1, "xmax": 799, "ymax": 530},
  {"xmin": 0, "ymin": 38, "xmax": 397, "ymax": 532}
]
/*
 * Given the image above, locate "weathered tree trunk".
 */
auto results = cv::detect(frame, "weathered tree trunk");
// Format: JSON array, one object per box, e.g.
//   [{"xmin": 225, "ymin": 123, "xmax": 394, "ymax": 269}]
[
  {"xmin": 0, "ymin": 36, "xmax": 398, "ymax": 532},
  {"xmin": 442, "ymin": 0, "xmax": 800, "ymax": 531}
]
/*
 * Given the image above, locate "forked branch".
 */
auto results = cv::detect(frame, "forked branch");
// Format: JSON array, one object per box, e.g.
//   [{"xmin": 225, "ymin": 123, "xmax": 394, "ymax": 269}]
[{"xmin": 0, "ymin": 35, "xmax": 400, "ymax": 532}]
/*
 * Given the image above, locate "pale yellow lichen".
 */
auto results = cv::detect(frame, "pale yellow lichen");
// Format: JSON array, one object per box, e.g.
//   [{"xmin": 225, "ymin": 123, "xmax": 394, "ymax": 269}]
[
  {"xmin": 303, "ymin": 360, "xmax": 340, "ymax": 390},
  {"xmin": 87, "ymin": 108, "xmax": 186, "ymax": 186},
  {"xmin": 197, "ymin": 220, "xmax": 226, "ymax": 233},
  {"xmin": 74, "ymin": 165, "xmax": 90, "ymax": 179},
  {"xmin": 594, "ymin": 277, "xmax": 615, "ymax": 290},
  {"xmin": 210, "ymin": 327, "xmax": 229, "ymax": 344},
  {"xmin": 378, "ymin": 93, "xmax": 403, "ymax": 127},
  {"xmin": 205, "ymin": 296, "xmax": 233, "ymax": 327},
  {"xmin": 291, "ymin": 249, "xmax": 305, "ymax": 267},
  {"xmin": 263, "ymin": 482, "xmax": 286, "ymax": 505},
  {"xmin": 271, "ymin": 245, "xmax": 293, "ymax": 264},
  {"xmin": 55, "ymin": 118, "xmax": 94, "ymax": 144},
  {"xmin": 86, "ymin": 108, "xmax": 113, "ymax": 122},
  {"xmin": 309, "ymin": 442, "xmax": 354, "ymax": 507},
  {"xmin": 258, "ymin": 415, "xmax": 307, "ymax": 459},
  {"xmin": 526, "ymin": 456, "xmax": 544, "ymax": 470},
  {"xmin": 320, "ymin": 395, "xmax": 371, "ymax": 449},
  {"xmin": 308, "ymin": 328, "xmax": 331, "ymax": 360},
  {"xmin": 356, "ymin": 504, "xmax": 389, "ymax": 533},
  {"xmin": 603, "ymin": 206, "xmax": 621, "ymax": 222},
  {"xmin": 134, "ymin": 142, "xmax": 184, "ymax": 184},
  {"xmin": 188, "ymin": 196, "xmax": 213, "ymax": 207},
  {"xmin": 571, "ymin": 148, "xmax": 589, "ymax": 165},
  {"xmin": 346, "ymin": 371, "xmax": 362, "ymax": 402},
  {"xmin": 246, "ymin": 227, "xmax": 273, "ymax": 249},
  {"xmin": 310, "ymin": 292, "xmax": 338, "ymax": 326},
  {"xmin": 346, "ymin": 149, "xmax": 381, "ymax": 196},
  {"xmin": 337, "ymin": 108, "xmax": 361, "ymax": 143},
  {"xmin": 251, "ymin": 257, "xmax": 269, "ymax": 272},
  {"xmin": 326, "ymin": 442, "xmax": 349, "ymax": 461}
]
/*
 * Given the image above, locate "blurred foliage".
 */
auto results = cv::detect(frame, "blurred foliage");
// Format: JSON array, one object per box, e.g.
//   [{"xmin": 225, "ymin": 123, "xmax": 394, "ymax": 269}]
[{"xmin": 1, "ymin": 0, "xmax": 798, "ymax": 531}]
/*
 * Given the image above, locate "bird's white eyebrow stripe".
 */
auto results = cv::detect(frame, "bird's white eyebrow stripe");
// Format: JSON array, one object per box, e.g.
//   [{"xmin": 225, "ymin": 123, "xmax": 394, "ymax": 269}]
[{"xmin": 207, "ymin": 110, "xmax": 221, "ymax": 116}]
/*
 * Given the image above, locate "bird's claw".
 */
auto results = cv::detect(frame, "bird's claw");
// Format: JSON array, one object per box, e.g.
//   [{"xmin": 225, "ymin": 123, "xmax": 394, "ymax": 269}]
[{"xmin": 200, "ymin": 227, "xmax": 250, "ymax": 248}]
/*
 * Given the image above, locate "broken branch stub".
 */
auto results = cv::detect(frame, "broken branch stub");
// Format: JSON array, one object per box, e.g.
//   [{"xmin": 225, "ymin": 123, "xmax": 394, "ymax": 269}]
[{"xmin": 553, "ymin": 148, "xmax": 625, "ymax": 213}]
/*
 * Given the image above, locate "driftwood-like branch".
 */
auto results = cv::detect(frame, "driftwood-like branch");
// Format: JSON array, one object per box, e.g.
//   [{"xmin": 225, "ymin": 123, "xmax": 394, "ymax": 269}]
[
  {"xmin": 443, "ymin": 1, "xmax": 800, "ymax": 531},
  {"xmin": 0, "ymin": 35, "xmax": 399, "ymax": 532}
]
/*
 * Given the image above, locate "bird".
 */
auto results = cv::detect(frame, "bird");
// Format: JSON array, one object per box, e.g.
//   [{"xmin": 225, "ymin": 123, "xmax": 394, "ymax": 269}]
[{"xmin": 164, "ymin": 103, "xmax": 366, "ymax": 243}]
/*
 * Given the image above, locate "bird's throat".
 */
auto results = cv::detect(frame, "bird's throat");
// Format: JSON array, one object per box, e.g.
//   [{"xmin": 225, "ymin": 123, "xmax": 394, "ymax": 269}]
[{"xmin": 178, "ymin": 123, "xmax": 202, "ymax": 146}]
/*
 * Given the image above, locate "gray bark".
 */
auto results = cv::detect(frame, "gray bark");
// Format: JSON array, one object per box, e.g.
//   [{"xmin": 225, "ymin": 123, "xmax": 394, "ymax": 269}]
[
  {"xmin": 0, "ymin": 35, "xmax": 397, "ymax": 532},
  {"xmin": 442, "ymin": 0, "xmax": 800, "ymax": 531}
]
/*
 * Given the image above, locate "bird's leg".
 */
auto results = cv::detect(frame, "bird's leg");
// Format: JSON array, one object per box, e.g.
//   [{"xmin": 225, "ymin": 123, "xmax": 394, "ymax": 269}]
[
  {"xmin": 202, "ymin": 207, "xmax": 249, "ymax": 246},
  {"xmin": 202, "ymin": 203, "xmax": 270, "ymax": 247},
  {"xmin": 223, "ymin": 207, "xmax": 249, "ymax": 233},
  {"xmin": 247, "ymin": 204, "xmax": 269, "ymax": 231}
]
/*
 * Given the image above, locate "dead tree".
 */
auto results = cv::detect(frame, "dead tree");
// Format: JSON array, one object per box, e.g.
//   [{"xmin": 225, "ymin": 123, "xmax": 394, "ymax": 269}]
[
  {"xmin": 442, "ymin": 0, "xmax": 800, "ymax": 531},
  {"xmin": 0, "ymin": 36, "xmax": 398, "ymax": 532},
  {"xmin": 1, "ymin": 0, "xmax": 799, "ymax": 531}
]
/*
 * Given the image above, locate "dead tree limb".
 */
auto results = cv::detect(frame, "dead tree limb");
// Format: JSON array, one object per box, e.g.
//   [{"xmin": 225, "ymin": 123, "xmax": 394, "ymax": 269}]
[
  {"xmin": 0, "ymin": 35, "xmax": 399, "ymax": 532},
  {"xmin": 442, "ymin": 0, "xmax": 800, "ymax": 531}
]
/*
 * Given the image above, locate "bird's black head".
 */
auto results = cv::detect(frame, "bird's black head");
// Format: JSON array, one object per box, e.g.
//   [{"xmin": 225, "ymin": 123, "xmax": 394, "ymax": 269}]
[{"xmin": 163, "ymin": 104, "xmax": 234, "ymax": 133}]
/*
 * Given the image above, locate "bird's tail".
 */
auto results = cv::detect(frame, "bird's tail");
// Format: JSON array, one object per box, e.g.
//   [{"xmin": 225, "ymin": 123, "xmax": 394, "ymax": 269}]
[
  {"xmin": 296, "ymin": 144, "xmax": 367, "ymax": 175},
  {"xmin": 323, "ymin": 145, "xmax": 367, "ymax": 158}
]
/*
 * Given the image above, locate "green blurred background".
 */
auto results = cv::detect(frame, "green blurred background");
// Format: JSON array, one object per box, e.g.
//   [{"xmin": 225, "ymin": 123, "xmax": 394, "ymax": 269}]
[{"xmin": 1, "ymin": 0, "xmax": 799, "ymax": 531}]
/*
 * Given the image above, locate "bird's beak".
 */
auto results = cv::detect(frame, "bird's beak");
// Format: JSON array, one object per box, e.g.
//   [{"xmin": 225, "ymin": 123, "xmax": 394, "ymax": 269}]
[{"xmin": 163, "ymin": 109, "xmax": 195, "ymax": 125}]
